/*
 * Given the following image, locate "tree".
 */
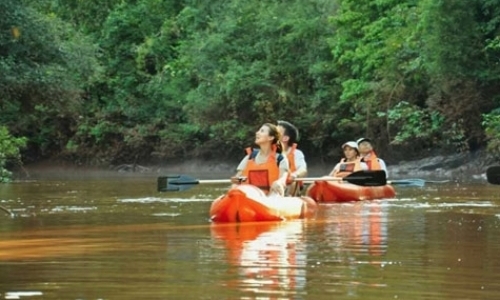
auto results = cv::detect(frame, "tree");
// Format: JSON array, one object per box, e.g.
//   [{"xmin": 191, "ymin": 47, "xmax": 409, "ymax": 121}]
[
  {"xmin": 0, "ymin": 127, "xmax": 27, "ymax": 182},
  {"xmin": 176, "ymin": 0, "xmax": 339, "ymax": 158},
  {"xmin": 0, "ymin": 0, "xmax": 101, "ymax": 161}
]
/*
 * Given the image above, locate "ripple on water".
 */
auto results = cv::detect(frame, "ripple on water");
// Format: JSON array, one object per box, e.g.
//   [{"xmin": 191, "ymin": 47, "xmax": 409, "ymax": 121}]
[
  {"xmin": 48, "ymin": 206, "xmax": 98, "ymax": 213},
  {"xmin": 118, "ymin": 197, "xmax": 213, "ymax": 203},
  {"xmin": 5, "ymin": 291, "xmax": 43, "ymax": 299},
  {"xmin": 390, "ymin": 201, "xmax": 496, "ymax": 209},
  {"xmin": 151, "ymin": 213, "xmax": 181, "ymax": 217}
]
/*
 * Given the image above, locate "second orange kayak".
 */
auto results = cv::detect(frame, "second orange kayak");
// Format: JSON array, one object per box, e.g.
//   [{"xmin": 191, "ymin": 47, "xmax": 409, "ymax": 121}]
[{"xmin": 306, "ymin": 180, "xmax": 396, "ymax": 203}]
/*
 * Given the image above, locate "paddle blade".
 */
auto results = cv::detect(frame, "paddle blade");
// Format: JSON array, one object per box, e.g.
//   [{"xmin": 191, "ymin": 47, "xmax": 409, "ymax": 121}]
[
  {"xmin": 344, "ymin": 170, "xmax": 387, "ymax": 186},
  {"xmin": 487, "ymin": 166, "xmax": 500, "ymax": 185},
  {"xmin": 157, "ymin": 175, "xmax": 200, "ymax": 192}
]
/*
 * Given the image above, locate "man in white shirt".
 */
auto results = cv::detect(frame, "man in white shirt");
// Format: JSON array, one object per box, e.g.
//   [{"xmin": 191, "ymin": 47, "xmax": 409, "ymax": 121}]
[
  {"xmin": 277, "ymin": 120, "xmax": 307, "ymax": 195},
  {"xmin": 356, "ymin": 137, "xmax": 388, "ymax": 178}
]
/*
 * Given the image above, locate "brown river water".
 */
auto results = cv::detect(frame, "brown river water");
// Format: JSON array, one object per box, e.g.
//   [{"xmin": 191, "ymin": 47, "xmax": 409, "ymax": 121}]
[{"xmin": 1, "ymin": 169, "xmax": 500, "ymax": 299}]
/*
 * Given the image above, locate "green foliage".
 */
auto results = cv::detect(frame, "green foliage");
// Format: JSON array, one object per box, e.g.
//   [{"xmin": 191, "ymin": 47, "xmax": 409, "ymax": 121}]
[
  {"xmin": 419, "ymin": 0, "xmax": 482, "ymax": 79},
  {"xmin": 418, "ymin": 0, "xmax": 494, "ymax": 150},
  {"xmin": 0, "ymin": 126, "xmax": 27, "ymax": 182},
  {"xmin": 330, "ymin": 0, "xmax": 426, "ymax": 144},
  {"xmin": 26, "ymin": 0, "xmax": 123, "ymax": 36},
  {"xmin": 482, "ymin": 109, "xmax": 500, "ymax": 155},
  {"xmin": 177, "ymin": 0, "xmax": 338, "ymax": 156},
  {"xmin": 385, "ymin": 101, "xmax": 470, "ymax": 152},
  {"xmin": 0, "ymin": 0, "xmax": 101, "ymax": 160},
  {"xmin": 68, "ymin": 0, "xmax": 193, "ymax": 163},
  {"xmin": 3, "ymin": 0, "xmax": 500, "ymax": 167},
  {"xmin": 383, "ymin": 101, "xmax": 445, "ymax": 144}
]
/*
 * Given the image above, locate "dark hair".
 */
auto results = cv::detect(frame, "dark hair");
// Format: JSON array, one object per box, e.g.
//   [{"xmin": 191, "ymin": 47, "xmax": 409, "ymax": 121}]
[
  {"xmin": 277, "ymin": 120, "xmax": 299, "ymax": 145},
  {"xmin": 263, "ymin": 123, "xmax": 283, "ymax": 153}
]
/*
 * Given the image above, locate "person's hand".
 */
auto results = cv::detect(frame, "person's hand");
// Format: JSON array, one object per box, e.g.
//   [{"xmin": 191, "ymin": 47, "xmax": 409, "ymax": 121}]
[
  {"xmin": 231, "ymin": 176, "xmax": 246, "ymax": 184},
  {"xmin": 270, "ymin": 181, "xmax": 285, "ymax": 196},
  {"xmin": 286, "ymin": 173, "xmax": 297, "ymax": 185}
]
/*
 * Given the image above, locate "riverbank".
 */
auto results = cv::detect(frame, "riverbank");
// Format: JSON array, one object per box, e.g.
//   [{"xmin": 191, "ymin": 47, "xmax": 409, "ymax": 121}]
[
  {"xmin": 388, "ymin": 149, "xmax": 497, "ymax": 181},
  {"xmin": 14, "ymin": 149, "xmax": 497, "ymax": 183}
]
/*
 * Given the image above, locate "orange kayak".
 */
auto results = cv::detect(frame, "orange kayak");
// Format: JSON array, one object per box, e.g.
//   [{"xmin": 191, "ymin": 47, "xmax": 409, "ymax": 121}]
[
  {"xmin": 209, "ymin": 185, "xmax": 317, "ymax": 223},
  {"xmin": 306, "ymin": 180, "xmax": 396, "ymax": 203}
]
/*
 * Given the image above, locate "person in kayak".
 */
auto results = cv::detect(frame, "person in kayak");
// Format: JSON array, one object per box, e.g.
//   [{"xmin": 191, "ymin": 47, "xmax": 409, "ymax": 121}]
[
  {"xmin": 356, "ymin": 137, "xmax": 388, "ymax": 177},
  {"xmin": 277, "ymin": 120, "xmax": 307, "ymax": 196},
  {"xmin": 232, "ymin": 123, "xmax": 290, "ymax": 196},
  {"xmin": 329, "ymin": 141, "xmax": 368, "ymax": 178}
]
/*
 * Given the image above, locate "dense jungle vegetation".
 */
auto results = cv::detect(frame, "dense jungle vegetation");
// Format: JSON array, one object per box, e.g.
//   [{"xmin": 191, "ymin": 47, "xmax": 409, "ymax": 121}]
[{"xmin": 2, "ymin": 0, "xmax": 500, "ymax": 179}]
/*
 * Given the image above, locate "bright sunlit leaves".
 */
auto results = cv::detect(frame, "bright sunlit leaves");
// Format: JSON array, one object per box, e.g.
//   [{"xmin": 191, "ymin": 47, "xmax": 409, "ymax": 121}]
[{"xmin": 11, "ymin": 26, "xmax": 20, "ymax": 39}]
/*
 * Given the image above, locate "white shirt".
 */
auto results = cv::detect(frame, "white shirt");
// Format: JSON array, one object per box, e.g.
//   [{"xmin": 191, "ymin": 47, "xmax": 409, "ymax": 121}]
[{"xmin": 330, "ymin": 161, "xmax": 369, "ymax": 176}]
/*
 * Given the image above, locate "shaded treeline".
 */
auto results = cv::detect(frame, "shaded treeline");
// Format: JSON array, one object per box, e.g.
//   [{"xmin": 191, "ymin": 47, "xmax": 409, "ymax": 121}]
[{"xmin": 2, "ymin": 0, "xmax": 500, "ymax": 170}]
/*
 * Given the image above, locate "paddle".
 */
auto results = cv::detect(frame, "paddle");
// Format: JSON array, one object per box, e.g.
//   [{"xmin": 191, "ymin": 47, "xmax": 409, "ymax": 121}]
[
  {"xmin": 157, "ymin": 170, "xmax": 387, "ymax": 192},
  {"xmin": 387, "ymin": 179, "xmax": 451, "ymax": 187},
  {"xmin": 486, "ymin": 166, "xmax": 500, "ymax": 185}
]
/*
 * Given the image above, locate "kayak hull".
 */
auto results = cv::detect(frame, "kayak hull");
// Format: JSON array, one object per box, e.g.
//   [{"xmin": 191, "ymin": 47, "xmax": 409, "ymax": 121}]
[
  {"xmin": 306, "ymin": 180, "xmax": 396, "ymax": 203},
  {"xmin": 210, "ymin": 185, "xmax": 318, "ymax": 223}
]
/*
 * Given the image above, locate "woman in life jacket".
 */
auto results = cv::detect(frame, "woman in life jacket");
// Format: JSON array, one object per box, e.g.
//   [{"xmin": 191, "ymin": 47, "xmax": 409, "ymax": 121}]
[
  {"xmin": 277, "ymin": 120, "xmax": 307, "ymax": 196},
  {"xmin": 329, "ymin": 141, "xmax": 368, "ymax": 178},
  {"xmin": 232, "ymin": 123, "xmax": 290, "ymax": 196},
  {"xmin": 356, "ymin": 137, "xmax": 388, "ymax": 178}
]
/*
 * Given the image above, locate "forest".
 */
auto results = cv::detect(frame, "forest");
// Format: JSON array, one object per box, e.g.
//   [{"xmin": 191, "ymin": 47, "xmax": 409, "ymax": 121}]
[{"xmin": 1, "ymin": 0, "xmax": 500, "ymax": 181}]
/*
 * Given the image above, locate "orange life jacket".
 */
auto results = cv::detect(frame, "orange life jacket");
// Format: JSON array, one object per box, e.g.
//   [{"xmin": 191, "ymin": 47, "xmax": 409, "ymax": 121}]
[
  {"xmin": 362, "ymin": 150, "xmax": 382, "ymax": 170},
  {"xmin": 285, "ymin": 143, "xmax": 303, "ymax": 187},
  {"xmin": 242, "ymin": 147, "xmax": 282, "ymax": 194},
  {"xmin": 333, "ymin": 158, "xmax": 362, "ymax": 178},
  {"xmin": 286, "ymin": 143, "xmax": 298, "ymax": 172}
]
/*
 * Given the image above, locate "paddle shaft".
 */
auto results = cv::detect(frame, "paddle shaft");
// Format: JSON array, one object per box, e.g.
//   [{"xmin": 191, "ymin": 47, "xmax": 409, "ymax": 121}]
[
  {"xmin": 157, "ymin": 170, "xmax": 387, "ymax": 192},
  {"xmin": 195, "ymin": 179, "xmax": 233, "ymax": 184},
  {"xmin": 180, "ymin": 177, "xmax": 351, "ymax": 184},
  {"xmin": 387, "ymin": 179, "xmax": 451, "ymax": 187},
  {"xmin": 297, "ymin": 177, "xmax": 342, "ymax": 182},
  {"xmin": 169, "ymin": 177, "xmax": 343, "ymax": 185}
]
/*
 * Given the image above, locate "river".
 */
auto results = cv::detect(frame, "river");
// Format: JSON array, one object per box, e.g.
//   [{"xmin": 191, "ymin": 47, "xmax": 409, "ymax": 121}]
[{"xmin": 0, "ymin": 170, "xmax": 499, "ymax": 299}]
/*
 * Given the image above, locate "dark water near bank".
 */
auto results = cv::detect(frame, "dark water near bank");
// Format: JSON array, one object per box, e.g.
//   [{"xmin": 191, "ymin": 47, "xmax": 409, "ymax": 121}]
[{"xmin": 1, "ymin": 171, "xmax": 500, "ymax": 299}]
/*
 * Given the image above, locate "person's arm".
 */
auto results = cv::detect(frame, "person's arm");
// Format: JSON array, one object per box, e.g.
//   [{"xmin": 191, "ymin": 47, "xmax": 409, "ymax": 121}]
[
  {"xmin": 232, "ymin": 156, "xmax": 249, "ymax": 184},
  {"xmin": 270, "ymin": 155, "xmax": 290, "ymax": 196},
  {"xmin": 328, "ymin": 163, "xmax": 340, "ymax": 177},
  {"xmin": 292, "ymin": 149, "xmax": 308, "ymax": 178}
]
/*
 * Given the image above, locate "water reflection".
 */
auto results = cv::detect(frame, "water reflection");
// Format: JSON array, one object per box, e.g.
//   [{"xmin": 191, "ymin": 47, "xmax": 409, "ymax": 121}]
[
  {"xmin": 211, "ymin": 221, "xmax": 307, "ymax": 299},
  {"xmin": 0, "ymin": 237, "xmax": 112, "ymax": 261},
  {"xmin": 316, "ymin": 201, "xmax": 389, "ymax": 257},
  {"xmin": 210, "ymin": 202, "xmax": 391, "ymax": 299},
  {"xmin": 303, "ymin": 201, "xmax": 391, "ymax": 298},
  {"xmin": 0, "ymin": 223, "xmax": 179, "ymax": 261}
]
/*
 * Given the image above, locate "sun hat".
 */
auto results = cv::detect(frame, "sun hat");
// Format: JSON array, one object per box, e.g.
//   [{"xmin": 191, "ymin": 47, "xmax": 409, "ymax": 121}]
[
  {"xmin": 342, "ymin": 141, "xmax": 358, "ymax": 150},
  {"xmin": 356, "ymin": 137, "xmax": 372, "ymax": 145}
]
